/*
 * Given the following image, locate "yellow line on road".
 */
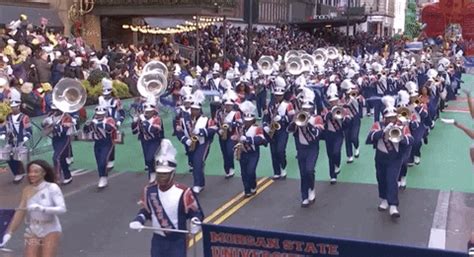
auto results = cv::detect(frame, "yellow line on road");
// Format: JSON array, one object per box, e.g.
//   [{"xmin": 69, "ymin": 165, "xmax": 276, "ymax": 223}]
[
  {"xmin": 203, "ymin": 177, "xmax": 269, "ymax": 224},
  {"xmin": 188, "ymin": 178, "xmax": 274, "ymax": 248}
]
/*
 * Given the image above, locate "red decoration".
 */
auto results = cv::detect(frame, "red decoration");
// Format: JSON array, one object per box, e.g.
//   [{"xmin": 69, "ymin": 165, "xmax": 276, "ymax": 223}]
[{"xmin": 421, "ymin": 0, "xmax": 474, "ymax": 56}]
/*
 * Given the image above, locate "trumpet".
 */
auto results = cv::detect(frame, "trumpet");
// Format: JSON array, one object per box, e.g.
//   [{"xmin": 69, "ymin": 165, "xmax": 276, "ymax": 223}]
[
  {"xmin": 397, "ymin": 107, "xmax": 411, "ymax": 122},
  {"xmin": 221, "ymin": 123, "xmax": 229, "ymax": 140},
  {"xmin": 189, "ymin": 135, "xmax": 199, "ymax": 152},
  {"xmin": 387, "ymin": 126, "xmax": 403, "ymax": 143},
  {"xmin": 233, "ymin": 143, "xmax": 243, "ymax": 161},
  {"xmin": 268, "ymin": 121, "xmax": 281, "ymax": 138},
  {"xmin": 349, "ymin": 91, "xmax": 358, "ymax": 98},
  {"xmin": 331, "ymin": 105, "xmax": 344, "ymax": 120},
  {"xmin": 295, "ymin": 111, "xmax": 310, "ymax": 127}
]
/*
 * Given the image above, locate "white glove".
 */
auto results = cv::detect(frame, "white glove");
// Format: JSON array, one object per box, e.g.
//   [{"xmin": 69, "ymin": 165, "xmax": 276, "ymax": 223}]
[
  {"xmin": 27, "ymin": 203, "xmax": 45, "ymax": 212},
  {"xmin": 440, "ymin": 118, "xmax": 455, "ymax": 124},
  {"xmin": 92, "ymin": 119, "xmax": 99, "ymax": 124},
  {"xmin": 23, "ymin": 136, "xmax": 29, "ymax": 143},
  {"xmin": 0, "ymin": 134, "xmax": 5, "ymax": 140},
  {"xmin": 190, "ymin": 217, "xmax": 201, "ymax": 235},
  {"xmin": 240, "ymin": 136, "xmax": 247, "ymax": 142},
  {"xmin": 0, "ymin": 234, "xmax": 11, "ymax": 248},
  {"xmin": 133, "ymin": 116, "xmax": 139, "ymax": 122},
  {"xmin": 139, "ymin": 114, "xmax": 146, "ymax": 121},
  {"xmin": 218, "ymin": 129, "xmax": 224, "ymax": 135},
  {"xmin": 129, "ymin": 221, "xmax": 144, "ymax": 231},
  {"xmin": 273, "ymin": 115, "xmax": 281, "ymax": 122},
  {"xmin": 185, "ymin": 139, "xmax": 192, "ymax": 146},
  {"xmin": 264, "ymin": 126, "xmax": 270, "ymax": 133},
  {"xmin": 383, "ymin": 123, "xmax": 393, "ymax": 133},
  {"xmin": 116, "ymin": 121, "xmax": 122, "ymax": 127}
]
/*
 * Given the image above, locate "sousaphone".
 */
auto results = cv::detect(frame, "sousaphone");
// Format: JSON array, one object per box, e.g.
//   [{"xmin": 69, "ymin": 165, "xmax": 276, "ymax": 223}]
[
  {"xmin": 143, "ymin": 60, "xmax": 169, "ymax": 78},
  {"xmin": 52, "ymin": 78, "xmax": 87, "ymax": 113}
]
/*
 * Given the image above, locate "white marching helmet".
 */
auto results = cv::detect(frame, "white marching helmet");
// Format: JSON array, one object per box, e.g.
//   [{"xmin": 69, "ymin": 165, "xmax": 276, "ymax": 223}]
[
  {"xmin": 382, "ymin": 95, "xmax": 397, "ymax": 118},
  {"xmin": 239, "ymin": 100, "xmax": 257, "ymax": 121},
  {"xmin": 154, "ymin": 139, "xmax": 177, "ymax": 173}
]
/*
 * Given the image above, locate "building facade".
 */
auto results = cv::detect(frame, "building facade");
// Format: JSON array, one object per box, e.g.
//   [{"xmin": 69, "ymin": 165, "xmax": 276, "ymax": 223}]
[
  {"xmin": 393, "ymin": 0, "xmax": 407, "ymax": 34},
  {"xmin": 357, "ymin": 0, "xmax": 395, "ymax": 36}
]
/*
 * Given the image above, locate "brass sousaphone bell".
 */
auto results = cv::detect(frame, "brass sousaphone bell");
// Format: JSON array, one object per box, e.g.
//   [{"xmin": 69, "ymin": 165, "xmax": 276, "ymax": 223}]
[
  {"xmin": 137, "ymin": 71, "xmax": 168, "ymax": 100},
  {"xmin": 257, "ymin": 55, "xmax": 275, "ymax": 75},
  {"xmin": 53, "ymin": 78, "xmax": 87, "ymax": 113},
  {"xmin": 300, "ymin": 54, "xmax": 315, "ymax": 72},
  {"xmin": 286, "ymin": 56, "xmax": 303, "ymax": 76},
  {"xmin": 143, "ymin": 60, "xmax": 169, "ymax": 78},
  {"xmin": 326, "ymin": 47, "xmax": 340, "ymax": 60},
  {"xmin": 312, "ymin": 48, "xmax": 328, "ymax": 67}
]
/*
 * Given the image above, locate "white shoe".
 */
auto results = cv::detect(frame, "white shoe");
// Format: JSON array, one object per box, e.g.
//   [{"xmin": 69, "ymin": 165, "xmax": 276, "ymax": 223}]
[
  {"xmin": 400, "ymin": 176, "xmax": 407, "ymax": 188},
  {"xmin": 301, "ymin": 199, "xmax": 310, "ymax": 207},
  {"xmin": 354, "ymin": 148, "xmax": 360, "ymax": 158},
  {"xmin": 389, "ymin": 205, "xmax": 400, "ymax": 218},
  {"xmin": 98, "ymin": 177, "xmax": 108, "ymax": 188},
  {"xmin": 66, "ymin": 157, "xmax": 74, "ymax": 165},
  {"xmin": 335, "ymin": 166, "xmax": 341, "ymax": 175},
  {"xmin": 13, "ymin": 174, "xmax": 25, "ymax": 183},
  {"xmin": 192, "ymin": 186, "xmax": 203, "ymax": 194},
  {"xmin": 250, "ymin": 188, "xmax": 257, "ymax": 194},
  {"xmin": 62, "ymin": 177, "xmax": 73, "ymax": 185},
  {"xmin": 414, "ymin": 156, "xmax": 421, "ymax": 165},
  {"xmin": 149, "ymin": 173, "xmax": 156, "ymax": 183},
  {"xmin": 280, "ymin": 169, "xmax": 287, "ymax": 178},
  {"xmin": 308, "ymin": 188, "xmax": 316, "ymax": 202},
  {"xmin": 347, "ymin": 156, "xmax": 354, "ymax": 163},
  {"xmin": 107, "ymin": 161, "xmax": 114, "ymax": 169},
  {"xmin": 330, "ymin": 178, "xmax": 337, "ymax": 185},
  {"xmin": 272, "ymin": 174, "xmax": 281, "ymax": 180},
  {"xmin": 378, "ymin": 199, "xmax": 388, "ymax": 211},
  {"xmin": 225, "ymin": 169, "xmax": 235, "ymax": 178}
]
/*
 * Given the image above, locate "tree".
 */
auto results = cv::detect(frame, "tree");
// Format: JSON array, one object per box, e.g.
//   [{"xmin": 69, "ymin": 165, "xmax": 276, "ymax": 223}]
[{"xmin": 404, "ymin": 0, "xmax": 421, "ymax": 40}]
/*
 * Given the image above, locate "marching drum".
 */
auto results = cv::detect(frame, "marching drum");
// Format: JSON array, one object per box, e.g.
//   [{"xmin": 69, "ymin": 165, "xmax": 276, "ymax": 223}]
[
  {"xmin": 12, "ymin": 146, "xmax": 29, "ymax": 162},
  {"xmin": 0, "ymin": 145, "xmax": 12, "ymax": 161},
  {"xmin": 75, "ymin": 130, "xmax": 93, "ymax": 141},
  {"xmin": 114, "ymin": 131, "xmax": 125, "ymax": 144}
]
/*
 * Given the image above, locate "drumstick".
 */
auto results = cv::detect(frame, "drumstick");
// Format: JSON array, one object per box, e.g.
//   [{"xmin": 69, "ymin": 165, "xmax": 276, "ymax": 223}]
[
  {"xmin": 138, "ymin": 226, "xmax": 190, "ymax": 234},
  {"xmin": 0, "ymin": 247, "xmax": 13, "ymax": 252}
]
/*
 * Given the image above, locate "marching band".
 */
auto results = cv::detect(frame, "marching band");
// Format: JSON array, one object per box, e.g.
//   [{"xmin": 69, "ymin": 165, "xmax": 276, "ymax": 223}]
[{"xmin": 0, "ymin": 43, "xmax": 467, "ymax": 224}]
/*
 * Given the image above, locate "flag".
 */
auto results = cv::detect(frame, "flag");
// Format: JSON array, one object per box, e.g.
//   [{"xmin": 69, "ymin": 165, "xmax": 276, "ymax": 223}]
[{"xmin": 0, "ymin": 209, "xmax": 15, "ymax": 240}]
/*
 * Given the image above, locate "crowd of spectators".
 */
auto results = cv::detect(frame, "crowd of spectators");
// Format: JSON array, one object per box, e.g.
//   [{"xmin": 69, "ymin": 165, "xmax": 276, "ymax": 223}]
[{"xmin": 0, "ymin": 15, "xmax": 465, "ymax": 118}]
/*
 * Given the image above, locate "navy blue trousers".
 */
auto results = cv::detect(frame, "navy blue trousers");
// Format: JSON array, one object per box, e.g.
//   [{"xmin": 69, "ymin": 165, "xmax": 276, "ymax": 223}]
[
  {"xmin": 7, "ymin": 159, "xmax": 23, "ymax": 176},
  {"xmin": 325, "ymin": 132, "xmax": 343, "ymax": 179},
  {"xmin": 192, "ymin": 142, "xmax": 210, "ymax": 187},
  {"xmin": 256, "ymin": 92, "xmax": 267, "ymax": 117},
  {"xmin": 296, "ymin": 144, "xmax": 319, "ymax": 200},
  {"xmin": 52, "ymin": 137, "xmax": 72, "ymax": 180},
  {"xmin": 94, "ymin": 140, "xmax": 114, "ymax": 177},
  {"xmin": 219, "ymin": 138, "xmax": 235, "ymax": 174},
  {"xmin": 375, "ymin": 154, "xmax": 403, "ymax": 206},
  {"xmin": 399, "ymin": 146, "xmax": 413, "ymax": 180},
  {"xmin": 269, "ymin": 131, "xmax": 288, "ymax": 176},
  {"xmin": 141, "ymin": 139, "xmax": 160, "ymax": 176},
  {"xmin": 239, "ymin": 151, "xmax": 259, "ymax": 194},
  {"xmin": 344, "ymin": 118, "xmax": 361, "ymax": 157},
  {"xmin": 150, "ymin": 234, "xmax": 186, "ymax": 257}
]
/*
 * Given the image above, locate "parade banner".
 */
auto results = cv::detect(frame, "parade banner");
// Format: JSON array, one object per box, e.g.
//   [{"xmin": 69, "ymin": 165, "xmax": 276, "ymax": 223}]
[
  {"xmin": 0, "ymin": 209, "xmax": 15, "ymax": 241},
  {"xmin": 202, "ymin": 224, "xmax": 468, "ymax": 257}
]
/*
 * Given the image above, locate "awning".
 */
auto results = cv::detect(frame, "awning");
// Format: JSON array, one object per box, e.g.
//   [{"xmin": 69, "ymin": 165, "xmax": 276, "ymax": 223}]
[
  {"xmin": 291, "ymin": 16, "xmax": 367, "ymax": 29},
  {"xmin": 144, "ymin": 18, "xmax": 188, "ymax": 28},
  {"xmin": 0, "ymin": 5, "xmax": 63, "ymax": 28}
]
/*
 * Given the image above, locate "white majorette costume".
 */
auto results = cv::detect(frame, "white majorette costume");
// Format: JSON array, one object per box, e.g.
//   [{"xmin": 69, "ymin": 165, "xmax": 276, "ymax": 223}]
[{"xmin": 129, "ymin": 139, "xmax": 204, "ymax": 257}]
